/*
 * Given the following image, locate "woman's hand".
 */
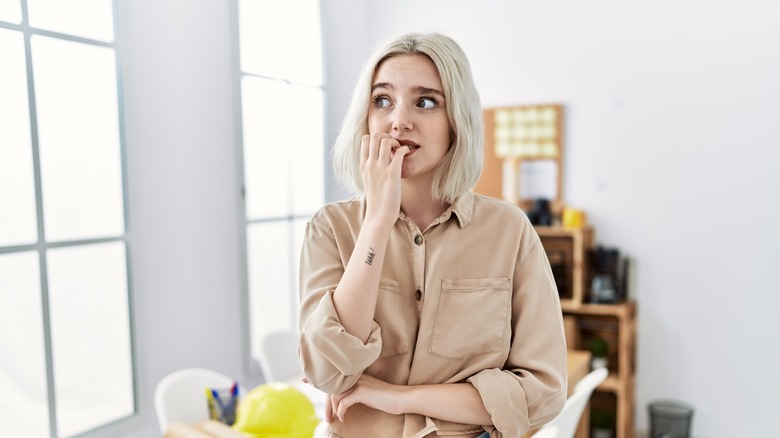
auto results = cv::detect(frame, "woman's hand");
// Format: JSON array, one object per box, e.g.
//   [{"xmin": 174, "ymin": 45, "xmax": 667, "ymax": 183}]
[
  {"xmin": 327, "ymin": 374, "xmax": 406, "ymax": 423},
  {"xmin": 309, "ymin": 374, "xmax": 492, "ymax": 426},
  {"xmin": 360, "ymin": 133, "xmax": 411, "ymax": 228}
]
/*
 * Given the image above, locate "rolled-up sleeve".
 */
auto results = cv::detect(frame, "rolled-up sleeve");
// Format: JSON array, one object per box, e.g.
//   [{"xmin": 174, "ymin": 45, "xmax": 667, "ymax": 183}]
[
  {"xmin": 467, "ymin": 239, "xmax": 567, "ymax": 437},
  {"xmin": 298, "ymin": 218, "xmax": 382, "ymax": 394}
]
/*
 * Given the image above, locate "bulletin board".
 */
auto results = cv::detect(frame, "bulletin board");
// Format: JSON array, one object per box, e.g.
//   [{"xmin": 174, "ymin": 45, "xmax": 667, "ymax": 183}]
[{"xmin": 473, "ymin": 104, "xmax": 565, "ymax": 214}]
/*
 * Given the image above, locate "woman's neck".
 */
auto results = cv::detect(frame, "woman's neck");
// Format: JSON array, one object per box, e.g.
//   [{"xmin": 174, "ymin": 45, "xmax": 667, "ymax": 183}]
[{"xmin": 400, "ymin": 181, "xmax": 449, "ymax": 231}]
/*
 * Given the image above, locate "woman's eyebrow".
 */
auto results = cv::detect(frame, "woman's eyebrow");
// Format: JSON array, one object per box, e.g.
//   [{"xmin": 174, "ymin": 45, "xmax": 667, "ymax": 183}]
[
  {"xmin": 414, "ymin": 86, "xmax": 444, "ymax": 97},
  {"xmin": 372, "ymin": 82, "xmax": 393, "ymax": 92},
  {"xmin": 371, "ymin": 82, "xmax": 444, "ymax": 97}
]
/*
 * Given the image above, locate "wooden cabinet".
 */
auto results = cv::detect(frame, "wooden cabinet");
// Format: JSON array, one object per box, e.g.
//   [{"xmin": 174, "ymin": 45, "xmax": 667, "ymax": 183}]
[{"xmin": 537, "ymin": 226, "xmax": 637, "ymax": 438}]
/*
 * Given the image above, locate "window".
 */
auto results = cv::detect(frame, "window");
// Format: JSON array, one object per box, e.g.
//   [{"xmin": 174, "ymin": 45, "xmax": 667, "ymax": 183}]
[
  {"xmin": 234, "ymin": 0, "xmax": 325, "ymax": 370},
  {"xmin": 0, "ymin": 1, "xmax": 134, "ymax": 437}
]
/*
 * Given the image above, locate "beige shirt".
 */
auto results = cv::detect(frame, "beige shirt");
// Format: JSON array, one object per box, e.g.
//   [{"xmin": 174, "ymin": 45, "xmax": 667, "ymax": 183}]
[{"xmin": 299, "ymin": 192, "xmax": 567, "ymax": 438}]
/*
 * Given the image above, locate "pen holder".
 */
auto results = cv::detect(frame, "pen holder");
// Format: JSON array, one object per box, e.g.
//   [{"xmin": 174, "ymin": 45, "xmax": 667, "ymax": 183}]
[{"xmin": 205, "ymin": 383, "xmax": 239, "ymax": 426}]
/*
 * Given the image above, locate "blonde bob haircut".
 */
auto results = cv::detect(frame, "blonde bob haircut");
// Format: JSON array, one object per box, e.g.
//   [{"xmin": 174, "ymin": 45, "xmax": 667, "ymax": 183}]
[{"xmin": 332, "ymin": 32, "xmax": 483, "ymax": 204}]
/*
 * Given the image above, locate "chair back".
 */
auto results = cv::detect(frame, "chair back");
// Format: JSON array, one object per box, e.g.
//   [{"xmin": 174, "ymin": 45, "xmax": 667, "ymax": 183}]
[
  {"xmin": 532, "ymin": 367, "xmax": 609, "ymax": 438},
  {"xmin": 256, "ymin": 330, "xmax": 302, "ymax": 382},
  {"xmin": 154, "ymin": 368, "xmax": 235, "ymax": 433}
]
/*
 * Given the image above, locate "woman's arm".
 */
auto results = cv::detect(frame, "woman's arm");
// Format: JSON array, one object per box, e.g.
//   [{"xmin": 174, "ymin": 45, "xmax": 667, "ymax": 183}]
[
  {"xmin": 298, "ymin": 135, "xmax": 411, "ymax": 394},
  {"xmin": 330, "ymin": 220, "xmax": 391, "ymax": 342},
  {"xmin": 331, "ymin": 134, "xmax": 410, "ymax": 342},
  {"xmin": 328, "ymin": 374, "xmax": 492, "ymax": 425}
]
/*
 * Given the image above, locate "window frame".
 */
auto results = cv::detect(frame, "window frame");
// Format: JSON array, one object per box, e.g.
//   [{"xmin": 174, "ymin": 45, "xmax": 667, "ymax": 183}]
[
  {"xmin": 0, "ymin": 0, "xmax": 137, "ymax": 436},
  {"xmin": 228, "ymin": 0, "xmax": 327, "ymax": 375}
]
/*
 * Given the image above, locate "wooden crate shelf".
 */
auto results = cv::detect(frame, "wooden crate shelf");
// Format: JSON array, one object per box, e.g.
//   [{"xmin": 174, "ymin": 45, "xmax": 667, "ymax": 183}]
[
  {"xmin": 562, "ymin": 301, "xmax": 637, "ymax": 438},
  {"xmin": 536, "ymin": 225, "xmax": 594, "ymax": 306},
  {"xmin": 543, "ymin": 228, "xmax": 636, "ymax": 438}
]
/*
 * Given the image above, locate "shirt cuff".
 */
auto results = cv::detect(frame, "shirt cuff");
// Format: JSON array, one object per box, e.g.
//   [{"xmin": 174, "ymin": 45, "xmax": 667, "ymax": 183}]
[
  {"xmin": 467, "ymin": 368, "xmax": 531, "ymax": 437},
  {"xmin": 304, "ymin": 290, "xmax": 383, "ymax": 380}
]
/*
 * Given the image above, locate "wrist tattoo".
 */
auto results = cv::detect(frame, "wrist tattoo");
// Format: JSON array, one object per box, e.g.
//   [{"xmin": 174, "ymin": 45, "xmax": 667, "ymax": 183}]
[{"xmin": 365, "ymin": 247, "xmax": 376, "ymax": 265}]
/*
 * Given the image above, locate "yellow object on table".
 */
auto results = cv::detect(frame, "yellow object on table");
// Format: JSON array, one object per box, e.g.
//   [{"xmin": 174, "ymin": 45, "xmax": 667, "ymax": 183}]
[
  {"xmin": 232, "ymin": 383, "xmax": 320, "ymax": 438},
  {"xmin": 562, "ymin": 208, "xmax": 586, "ymax": 228}
]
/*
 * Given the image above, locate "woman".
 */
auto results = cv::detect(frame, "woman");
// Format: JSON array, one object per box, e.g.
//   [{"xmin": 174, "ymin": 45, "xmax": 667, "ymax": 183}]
[{"xmin": 299, "ymin": 32, "xmax": 567, "ymax": 438}]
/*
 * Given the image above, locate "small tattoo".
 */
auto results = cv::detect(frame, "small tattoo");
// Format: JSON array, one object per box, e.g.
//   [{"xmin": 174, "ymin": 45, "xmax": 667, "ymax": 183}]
[{"xmin": 365, "ymin": 247, "xmax": 376, "ymax": 265}]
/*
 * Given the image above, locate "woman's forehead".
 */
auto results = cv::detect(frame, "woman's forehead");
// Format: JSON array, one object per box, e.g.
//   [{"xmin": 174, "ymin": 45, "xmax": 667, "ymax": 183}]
[{"xmin": 373, "ymin": 54, "xmax": 443, "ymax": 91}]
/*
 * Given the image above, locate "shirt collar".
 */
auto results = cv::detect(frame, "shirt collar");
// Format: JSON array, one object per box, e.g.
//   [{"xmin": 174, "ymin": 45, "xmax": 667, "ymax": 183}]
[{"xmin": 442, "ymin": 191, "xmax": 474, "ymax": 228}]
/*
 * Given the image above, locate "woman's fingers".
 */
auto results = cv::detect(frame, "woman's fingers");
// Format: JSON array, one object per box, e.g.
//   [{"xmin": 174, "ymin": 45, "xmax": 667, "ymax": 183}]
[
  {"xmin": 330, "ymin": 394, "xmax": 339, "ymax": 422},
  {"xmin": 377, "ymin": 136, "xmax": 397, "ymax": 163},
  {"xmin": 362, "ymin": 133, "xmax": 398, "ymax": 162},
  {"xmin": 328, "ymin": 387, "xmax": 355, "ymax": 423},
  {"xmin": 360, "ymin": 135, "xmax": 370, "ymax": 163},
  {"xmin": 335, "ymin": 395, "xmax": 354, "ymax": 423},
  {"xmin": 325, "ymin": 395, "xmax": 334, "ymax": 423},
  {"xmin": 359, "ymin": 133, "xmax": 406, "ymax": 224},
  {"xmin": 390, "ymin": 144, "xmax": 410, "ymax": 171}
]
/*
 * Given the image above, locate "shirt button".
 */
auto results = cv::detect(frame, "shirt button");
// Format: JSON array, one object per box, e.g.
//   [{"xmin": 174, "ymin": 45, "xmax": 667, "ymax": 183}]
[
  {"xmin": 414, "ymin": 234, "xmax": 423, "ymax": 245},
  {"xmin": 415, "ymin": 289, "xmax": 422, "ymax": 301}
]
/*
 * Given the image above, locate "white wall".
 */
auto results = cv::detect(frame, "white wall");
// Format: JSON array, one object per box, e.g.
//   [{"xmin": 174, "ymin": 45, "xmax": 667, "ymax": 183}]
[
  {"xmin": 88, "ymin": 1, "xmax": 262, "ymax": 437},
  {"xmin": 83, "ymin": 1, "xmax": 778, "ymax": 437},
  {"xmin": 323, "ymin": 1, "xmax": 780, "ymax": 436}
]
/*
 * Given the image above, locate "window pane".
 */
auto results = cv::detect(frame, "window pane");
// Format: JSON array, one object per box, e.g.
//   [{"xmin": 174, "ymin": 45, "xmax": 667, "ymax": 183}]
[
  {"xmin": 0, "ymin": 29, "xmax": 38, "ymax": 246},
  {"xmin": 242, "ymin": 77, "xmax": 292, "ymax": 219},
  {"xmin": 239, "ymin": 0, "xmax": 285, "ymax": 80},
  {"xmin": 31, "ymin": 36, "xmax": 125, "ymax": 242},
  {"xmin": 288, "ymin": 86, "xmax": 324, "ymax": 216},
  {"xmin": 27, "ymin": 0, "xmax": 114, "ymax": 42},
  {"xmin": 242, "ymin": 77, "xmax": 324, "ymax": 219},
  {"xmin": 284, "ymin": 0, "xmax": 323, "ymax": 85},
  {"xmin": 0, "ymin": 252, "xmax": 49, "ymax": 438},
  {"xmin": 247, "ymin": 221, "xmax": 294, "ymax": 362},
  {"xmin": 47, "ymin": 242, "xmax": 134, "ymax": 437},
  {"xmin": 0, "ymin": 0, "xmax": 22, "ymax": 23},
  {"xmin": 239, "ymin": 0, "xmax": 322, "ymax": 85}
]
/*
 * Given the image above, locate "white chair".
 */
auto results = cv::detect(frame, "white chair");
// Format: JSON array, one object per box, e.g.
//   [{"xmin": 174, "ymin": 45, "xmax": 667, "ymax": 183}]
[
  {"xmin": 256, "ymin": 330, "xmax": 302, "ymax": 383},
  {"xmin": 255, "ymin": 330, "xmax": 328, "ymax": 422},
  {"xmin": 532, "ymin": 367, "xmax": 609, "ymax": 438},
  {"xmin": 154, "ymin": 367, "xmax": 236, "ymax": 433}
]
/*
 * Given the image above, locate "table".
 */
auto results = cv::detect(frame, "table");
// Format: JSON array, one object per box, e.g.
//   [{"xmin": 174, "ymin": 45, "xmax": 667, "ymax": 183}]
[
  {"xmin": 567, "ymin": 350, "xmax": 593, "ymax": 438},
  {"xmin": 164, "ymin": 420, "xmax": 248, "ymax": 438},
  {"xmin": 523, "ymin": 349, "xmax": 592, "ymax": 438}
]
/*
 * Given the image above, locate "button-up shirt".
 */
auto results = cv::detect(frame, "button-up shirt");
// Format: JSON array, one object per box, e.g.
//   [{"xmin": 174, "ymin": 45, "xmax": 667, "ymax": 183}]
[{"xmin": 299, "ymin": 191, "xmax": 567, "ymax": 438}]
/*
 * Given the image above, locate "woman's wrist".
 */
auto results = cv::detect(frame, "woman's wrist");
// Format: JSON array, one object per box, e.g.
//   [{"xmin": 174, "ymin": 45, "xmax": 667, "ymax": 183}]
[
  {"xmin": 389, "ymin": 383, "xmax": 415, "ymax": 416},
  {"xmin": 362, "ymin": 212, "xmax": 397, "ymax": 234}
]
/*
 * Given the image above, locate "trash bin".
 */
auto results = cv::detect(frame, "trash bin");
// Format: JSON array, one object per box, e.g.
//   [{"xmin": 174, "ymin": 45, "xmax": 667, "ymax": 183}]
[{"xmin": 648, "ymin": 399, "xmax": 694, "ymax": 438}]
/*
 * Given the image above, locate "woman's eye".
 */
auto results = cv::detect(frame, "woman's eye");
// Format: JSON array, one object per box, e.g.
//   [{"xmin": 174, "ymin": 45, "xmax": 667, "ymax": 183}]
[
  {"xmin": 373, "ymin": 96, "xmax": 391, "ymax": 108},
  {"xmin": 417, "ymin": 97, "xmax": 438, "ymax": 109}
]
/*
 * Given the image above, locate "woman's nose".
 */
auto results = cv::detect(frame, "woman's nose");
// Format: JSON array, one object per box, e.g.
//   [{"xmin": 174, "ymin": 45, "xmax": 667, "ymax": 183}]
[{"xmin": 391, "ymin": 106, "xmax": 413, "ymax": 132}]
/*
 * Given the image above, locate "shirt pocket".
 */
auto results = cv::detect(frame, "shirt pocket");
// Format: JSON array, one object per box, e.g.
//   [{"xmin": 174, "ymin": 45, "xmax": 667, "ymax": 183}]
[
  {"xmin": 429, "ymin": 277, "xmax": 511, "ymax": 360},
  {"xmin": 374, "ymin": 277, "xmax": 410, "ymax": 358}
]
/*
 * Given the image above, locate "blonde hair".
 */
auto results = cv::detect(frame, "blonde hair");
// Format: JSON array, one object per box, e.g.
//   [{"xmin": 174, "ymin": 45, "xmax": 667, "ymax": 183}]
[{"xmin": 331, "ymin": 32, "xmax": 483, "ymax": 204}]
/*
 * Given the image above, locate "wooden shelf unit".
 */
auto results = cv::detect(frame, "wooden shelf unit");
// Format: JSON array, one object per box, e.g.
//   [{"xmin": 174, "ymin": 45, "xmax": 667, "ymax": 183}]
[
  {"xmin": 561, "ymin": 301, "xmax": 637, "ymax": 438},
  {"xmin": 532, "ymin": 226, "xmax": 636, "ymax": 438}
]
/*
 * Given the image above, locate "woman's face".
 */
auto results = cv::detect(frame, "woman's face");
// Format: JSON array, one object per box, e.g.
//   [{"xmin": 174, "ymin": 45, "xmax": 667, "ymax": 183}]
[{"xmin": 368, "ymin": 54, "xmax": 451, "ymax": 180}]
